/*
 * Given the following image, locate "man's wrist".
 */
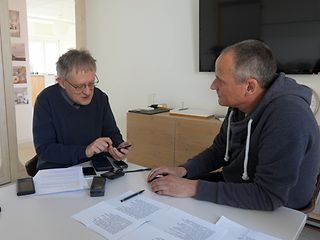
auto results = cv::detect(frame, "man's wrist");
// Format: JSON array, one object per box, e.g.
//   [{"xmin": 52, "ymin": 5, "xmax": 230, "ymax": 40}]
[
  {"xmin": 85, "ymin": 147, "xmax": 93, "ymax": 158},
  {"xmin": 177, "ymin": 167, "xmax": 187, "ymax": 178},
  {"xmin": 190, "ymin": 180, "xmax": 198, "ymax": 197}
]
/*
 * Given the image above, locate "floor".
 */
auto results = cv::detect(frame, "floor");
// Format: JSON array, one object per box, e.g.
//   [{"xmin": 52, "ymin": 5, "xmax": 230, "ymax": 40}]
[
  {"xmin": 299, "ymin": 225, "xmax": 320, "ymax": 240},
  {"xmin": 18, "ymin": 141, "xmax": 36, "ymax": 164}
]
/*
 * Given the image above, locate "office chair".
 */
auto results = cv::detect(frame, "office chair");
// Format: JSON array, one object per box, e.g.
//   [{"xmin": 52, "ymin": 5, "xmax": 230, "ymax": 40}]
[
  {"xmin": 25, "ymin": 155, "xmax": 38, "ymax": 177},
  {"xmin": 299, "ymin": 173, "xmax": 320, "ymax": 214}
]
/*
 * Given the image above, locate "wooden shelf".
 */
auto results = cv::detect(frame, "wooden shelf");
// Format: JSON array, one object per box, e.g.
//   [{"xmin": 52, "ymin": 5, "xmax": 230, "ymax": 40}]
[
  {"xmin": 127, "ymin": 112, "xmax": 222, "ymax": 168},
  {"xmin": 31, "ymin": 75, "xmax": 45, "ymax": 107}
]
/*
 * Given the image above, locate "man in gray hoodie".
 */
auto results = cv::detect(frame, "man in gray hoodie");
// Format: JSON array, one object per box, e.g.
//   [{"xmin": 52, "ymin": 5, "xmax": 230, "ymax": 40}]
[{"xmin": 147, "ymin": 39, "xmax": 320, "ymax": 211}]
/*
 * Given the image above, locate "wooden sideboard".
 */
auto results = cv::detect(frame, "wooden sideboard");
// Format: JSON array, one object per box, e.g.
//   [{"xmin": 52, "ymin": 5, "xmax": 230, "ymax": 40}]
[
  {"xmin": 127, "ymin": 112, "xmax": 222, "ymax": 168},
  {"xmin": 31, "ymin": 75, "xmax": 45, "ymax": 107}
]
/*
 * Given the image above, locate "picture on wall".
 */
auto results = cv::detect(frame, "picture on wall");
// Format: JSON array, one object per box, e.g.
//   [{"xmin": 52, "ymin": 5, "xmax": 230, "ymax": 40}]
[
  {"xmin": 14, "ymin": 87, "xmax": 29, "ymax": 105},
  {"xmin": 12, "ymin": 66, "xmax": 27, "ymax": 84},
  {"xmin": 11, "ymin": 43, "xmax": 26, "ymax": 61},
  {"xmin": 9, "ymin": 10, "xmax": 21, "ymax": 38}
]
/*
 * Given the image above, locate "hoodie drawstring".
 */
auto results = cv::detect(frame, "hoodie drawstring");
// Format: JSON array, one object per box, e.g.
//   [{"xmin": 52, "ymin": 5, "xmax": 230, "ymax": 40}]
[
  {"xmin": 223, "ymin": 110, "xmax": 253, "ymax": 181},
  {"xmin": 224, "ymin": 111, "xmax": 233, "ymax": 162},
  {"xmin": 242, "ymin": 118, "xmax": 253, "ymax": 181}
]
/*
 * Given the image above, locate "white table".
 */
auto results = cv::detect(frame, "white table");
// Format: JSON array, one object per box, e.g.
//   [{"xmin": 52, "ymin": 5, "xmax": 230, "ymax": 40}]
[{"xmin": 0, "ymin": 163, "xmax": 306, "ymax": 240}]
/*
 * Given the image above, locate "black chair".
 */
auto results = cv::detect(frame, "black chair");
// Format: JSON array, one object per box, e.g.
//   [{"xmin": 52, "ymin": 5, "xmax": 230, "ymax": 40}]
[
  {"xmin": 300, "ymin": 173, "xmax": 320, "ymax": 214},
  {"xmin": 25, "ymin": 155, "xmax": 38, "ymax": 177}
]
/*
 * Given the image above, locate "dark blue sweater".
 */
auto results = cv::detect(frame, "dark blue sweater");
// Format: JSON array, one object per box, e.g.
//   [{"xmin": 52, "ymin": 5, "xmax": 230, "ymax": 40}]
[
  {"xmin": 33, "ymin": 84, "xmax": 123, "ymax": 170},
  {"xmin": 183, "ymin": 73, "xmax": 320, "ymax": 210}
]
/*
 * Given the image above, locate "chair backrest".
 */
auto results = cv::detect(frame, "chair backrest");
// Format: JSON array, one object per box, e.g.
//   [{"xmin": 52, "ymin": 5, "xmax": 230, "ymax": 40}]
[
  {"xmin": 25, "ymin": 155, "xmax": 38, "ymax": 177},
  {"xmin": 300, "ymin": 173, "xmax": 320, "ymax": 214}
]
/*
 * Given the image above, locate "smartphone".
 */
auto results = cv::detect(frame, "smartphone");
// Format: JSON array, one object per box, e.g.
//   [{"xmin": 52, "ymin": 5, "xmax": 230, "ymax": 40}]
[
  {"xmin": 91, "ymin": 153, "xmax": 114, "ymax": 172},
  {"xmin": 116, "ymin": 144, "xmax": 132, "ymax": 151},
  {"xmin": 113, "ymin": 160, "xmax": 128, "ymax": 169},
  {"xmin": 101, "ymin": 169, "xmax": 125, "ymax": 180},
  {"xmin": 90, "ymin": 176, "xmax": 106, "ymax": 197},
  {"xmin": 82, "ymin": 166, "xmax": 97, "ymax": 176},
  {"xmin": 17, "ymin": 177, "xmax": 35, "ymax": 196}
]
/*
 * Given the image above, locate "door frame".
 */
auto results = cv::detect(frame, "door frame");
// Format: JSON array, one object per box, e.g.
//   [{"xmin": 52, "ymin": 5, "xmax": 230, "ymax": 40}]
[
  {"xmin": 75, "ymin": 0, "xmax": 86, "ymax": 49},
  {"xmin": 0, "ymin": 0, "xmax": 18, "ymax": 184},
  {"xmin": 0, "ymin": 0, "xmax": 86, "ymax": 184}
]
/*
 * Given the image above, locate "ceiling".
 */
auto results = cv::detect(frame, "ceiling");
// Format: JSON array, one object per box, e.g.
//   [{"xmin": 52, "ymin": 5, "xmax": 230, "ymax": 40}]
[{"xmin": 26, "ymin": 0, "xmax": 75, "ymax": 22}]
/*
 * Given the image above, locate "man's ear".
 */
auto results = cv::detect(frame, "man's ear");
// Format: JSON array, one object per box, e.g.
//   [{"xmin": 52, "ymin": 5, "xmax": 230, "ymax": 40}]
[
  {"xmin": 246, "ymin": 78, "xmax": 258, "ymax": 95},
  {"xmin": 57, "ymin": 77, "xmax": 66, "ymax": 89}
]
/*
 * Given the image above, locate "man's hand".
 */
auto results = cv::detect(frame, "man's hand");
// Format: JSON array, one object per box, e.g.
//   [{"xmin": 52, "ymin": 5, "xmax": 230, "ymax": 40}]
[
  {"xmin": 147, "ymin": 166, "xmax": 187, "ymax": 182},
  {"xmin": 149, "ymin": 175, "xmax": 198, "ymax": 198},
  {"xmin": 85, "ymin": 137, "xmax": 113, "ymax": 158},
  {"xmin": 108, "ymin": 141, "xmax": 131, "ymax": 160},
  {"xmin": 147, "ymin": 166, "xmax": 196, "ymax": 198}
]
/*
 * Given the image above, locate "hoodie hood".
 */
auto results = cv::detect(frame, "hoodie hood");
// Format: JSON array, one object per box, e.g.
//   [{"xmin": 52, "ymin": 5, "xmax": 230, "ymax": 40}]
[
  {"xmin": 223, "ymin": 73, "xmax": 312, "ymax": 181},
  {"xmin": 249, "ymin": 73, "xmax": 312, "ymax": 121}
]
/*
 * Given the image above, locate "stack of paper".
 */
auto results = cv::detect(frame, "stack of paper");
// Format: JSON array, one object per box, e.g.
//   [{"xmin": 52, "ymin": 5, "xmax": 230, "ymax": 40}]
[
  {"xmin": 33, "ymin": 166, "xmax": 89, "ymax": 195},
  {"xmin": 72, "ymin": 191, "xmax": 281, "ymax": 240},
  {"xmin": 72, "ymin": 191, "xmax": 227, "ymax": 240},
  {"xmin": 216, "ymin": 216, "xmax": 280, "ymax": 240},
  {"xmin": 169, "ymin": 108, "xmax": 214, "ymax": 118}
]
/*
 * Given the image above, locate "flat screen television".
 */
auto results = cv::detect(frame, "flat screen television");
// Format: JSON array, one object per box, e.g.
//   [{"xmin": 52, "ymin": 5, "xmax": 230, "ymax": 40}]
[{"xmin": 199, "ymin": 0, "xmax": 320, "ymax": 74}]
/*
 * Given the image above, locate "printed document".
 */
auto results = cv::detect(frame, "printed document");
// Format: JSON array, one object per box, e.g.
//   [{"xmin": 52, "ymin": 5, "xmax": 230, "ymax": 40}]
[
  {"xmin": 72, "ymin": 191, "xmax": 227, "ymax": 240},
  {"xmin": 135, "ymin": 207, "xmax": 227, "ymax": 240},
  {"xmin": 216, "ymin": 216, "xmax": 281, "ymax": 240},
  {"xmin": 33, "ymin": 166, "xmax": 89, "ymax": 195}
]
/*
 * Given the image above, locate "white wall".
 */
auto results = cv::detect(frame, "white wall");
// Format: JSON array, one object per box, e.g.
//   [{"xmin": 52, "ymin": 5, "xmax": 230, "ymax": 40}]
[
  {"xmin": 85, "ymin": 0, "xmax": 320, "ymax": 138},
  {"xmin": 9, "ymin": 0, "xmax": 33, "ymax": 143}
]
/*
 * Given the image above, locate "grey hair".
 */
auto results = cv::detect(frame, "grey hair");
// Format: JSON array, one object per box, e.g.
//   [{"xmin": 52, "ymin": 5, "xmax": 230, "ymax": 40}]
[
  {"xmin": 56, "ymin": 49, "xmax": 96, "ymax": 79},
  {"xmin": 221, "ymin": 39, "xmax": 277, "ymax": 88}
]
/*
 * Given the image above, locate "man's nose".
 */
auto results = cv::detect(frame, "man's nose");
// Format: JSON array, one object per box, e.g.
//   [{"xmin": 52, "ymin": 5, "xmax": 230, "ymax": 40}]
[
  {"xmin": 82, "ymin": 85, "xmax": 92, "ymax": 95},
  {"xmin": 210, "ymin": 79, "xmax": 217, "ymax": 90}
]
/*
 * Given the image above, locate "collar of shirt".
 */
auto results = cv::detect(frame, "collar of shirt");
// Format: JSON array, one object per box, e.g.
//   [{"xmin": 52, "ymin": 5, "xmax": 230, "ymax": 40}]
[{"xmin": 59, "ymin": 86, "xmax": 81, "ymax": 109}]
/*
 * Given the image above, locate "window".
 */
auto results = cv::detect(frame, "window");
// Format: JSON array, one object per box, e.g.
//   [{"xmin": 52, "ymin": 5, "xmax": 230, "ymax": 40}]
[{"xmin": 29, "ymin": 40, "xmax": 59, "ymax": 75}]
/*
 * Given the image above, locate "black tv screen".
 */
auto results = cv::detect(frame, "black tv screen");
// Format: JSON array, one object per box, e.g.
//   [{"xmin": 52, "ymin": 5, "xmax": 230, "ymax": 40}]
[{"xmin": 199, "ymin": 0, "xmax": 320, "ymax": 74}]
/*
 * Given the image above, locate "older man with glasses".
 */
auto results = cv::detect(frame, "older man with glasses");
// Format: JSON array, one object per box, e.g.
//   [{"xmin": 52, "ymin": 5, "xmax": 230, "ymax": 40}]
[{"xmin": 33, "ymin": 49, "xmax": 130, "ymax": 170}]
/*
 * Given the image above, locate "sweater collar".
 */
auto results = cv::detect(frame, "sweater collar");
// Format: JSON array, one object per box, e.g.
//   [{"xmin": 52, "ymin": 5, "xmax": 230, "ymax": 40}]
[{"xmin": 59, "ymin": 86, "xmax": 81, "ymax": 109}]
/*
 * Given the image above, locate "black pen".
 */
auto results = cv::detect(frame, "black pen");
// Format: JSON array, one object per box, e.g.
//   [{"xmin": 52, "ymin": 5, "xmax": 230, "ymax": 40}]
[
  {"xmin": 120, "ymin": 190, "xmax": 145, "ymax": 202},
  {"xmin": 124, "ymin": 168, "xmax": 151, "ymax": 173}
]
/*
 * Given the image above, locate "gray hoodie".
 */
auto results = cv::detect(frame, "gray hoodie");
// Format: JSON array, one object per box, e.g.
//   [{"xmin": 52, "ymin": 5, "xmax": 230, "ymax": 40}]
[{"xmin": 183, "ymin": 73, "xmax": 320, "ymax": 210}]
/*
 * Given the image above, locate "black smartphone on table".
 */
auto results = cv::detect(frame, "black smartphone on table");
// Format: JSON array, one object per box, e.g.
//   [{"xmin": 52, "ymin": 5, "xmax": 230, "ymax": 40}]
[
  {"xmin": 90, "ymin": 176, "xmax": 106, "ymax": 197},
  {"xmin": 101, "ymin": 168, "xmax": 125, "ymax": 180},
  {"xmin": 91, "ymin": 153, "xmax": 114, "ymax": 172},
  {"xmin": 17, "ymin": 177, "xmax": 35, "ymax": 196},
  {"xmin": 82, "ymin": 166, "xmax": 97, "ymax": 176},
  {"xmin": 113, "ymin": 160, "xmax": 128, "ymax": 169}
]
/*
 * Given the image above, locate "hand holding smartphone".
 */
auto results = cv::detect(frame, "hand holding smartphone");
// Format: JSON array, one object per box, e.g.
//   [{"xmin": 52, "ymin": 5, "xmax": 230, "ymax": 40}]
[{"xmin": 116, "ymin": 144, "xmax": 132, "ymax": 151}]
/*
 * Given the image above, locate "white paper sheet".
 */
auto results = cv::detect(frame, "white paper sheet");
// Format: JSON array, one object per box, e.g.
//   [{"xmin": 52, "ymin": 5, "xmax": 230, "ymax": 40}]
[
  {"xmin": 147, "ymin": 207, "xmax": 227, "ymax": 240},
  {"xmin": 72, "ymin": 191, "xmax": 170, "ymax": 239},
  {"xmin": 216, "ymin": 216, "xmax": 281, "ymax": 240},
  {"xmin": 124, "ymin": 224, "xmax": 182, "ymax": 240},
  {"xmin": 33, "ymin": 166, "xmax": 89, "ymax": 195},
  {"xmin": 107, "ymin": 191, "xmax": 171, "ymax": 220},
  {"xmin": 73, "ymin": 191, "xmax": 227, "ymax": 240}
]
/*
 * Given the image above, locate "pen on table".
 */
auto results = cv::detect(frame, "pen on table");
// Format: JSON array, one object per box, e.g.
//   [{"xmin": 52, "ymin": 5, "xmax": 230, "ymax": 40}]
[
  {"xmin": 120, "ymin": 190, "xmax": 145, "ymax": 202},
  {"xmin": 124, "ymin": 168, "xmax": 151, "ymax": 173}
]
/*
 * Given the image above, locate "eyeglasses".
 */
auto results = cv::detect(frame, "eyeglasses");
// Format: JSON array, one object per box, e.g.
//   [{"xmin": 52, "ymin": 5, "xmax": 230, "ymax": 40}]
[{"xmin": 64, "ymin": 75, "xmax": 100, "ymax": 93}]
